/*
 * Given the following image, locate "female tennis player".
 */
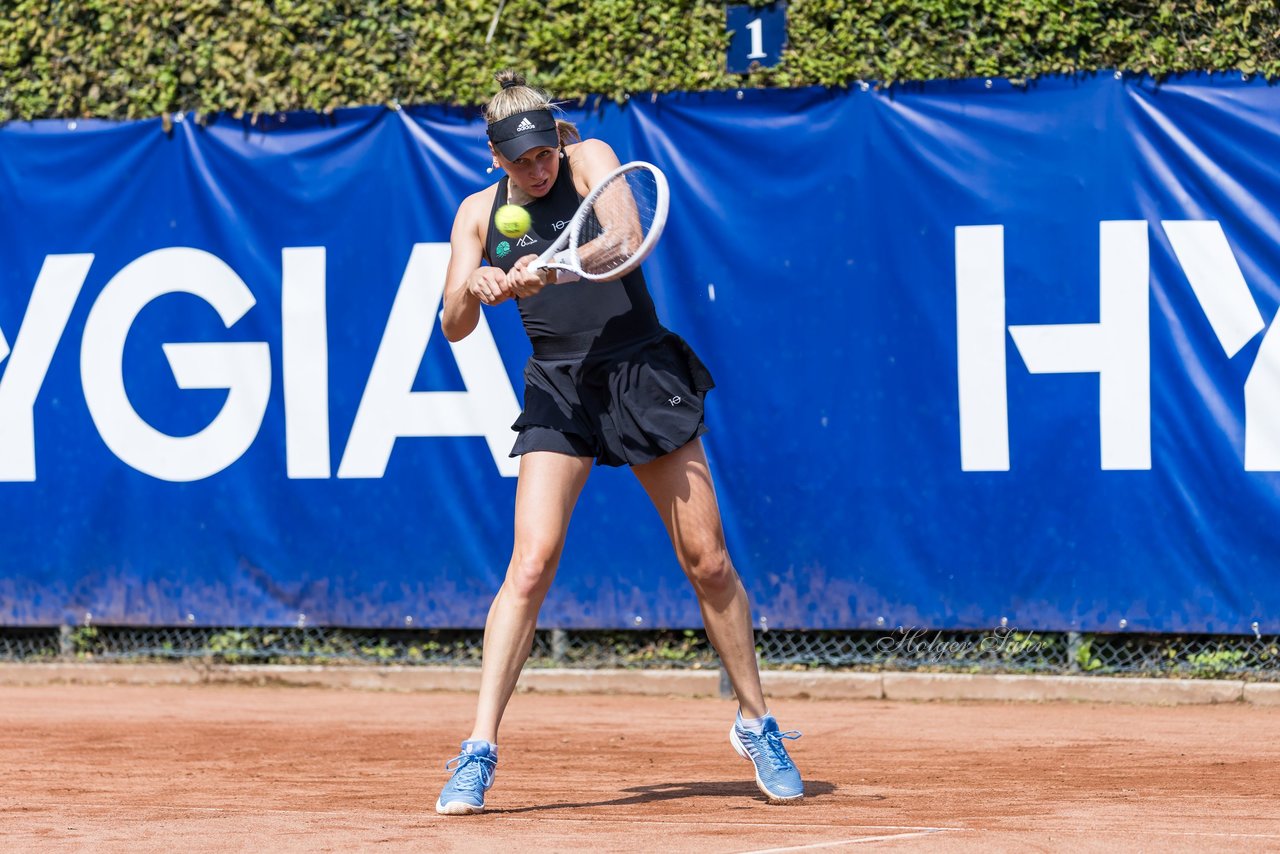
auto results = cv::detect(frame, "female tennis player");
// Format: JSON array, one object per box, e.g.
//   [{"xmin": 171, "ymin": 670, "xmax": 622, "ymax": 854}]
[{"xmin": 434, "ymin": 70, "xmax": 804, "ymax": 814}]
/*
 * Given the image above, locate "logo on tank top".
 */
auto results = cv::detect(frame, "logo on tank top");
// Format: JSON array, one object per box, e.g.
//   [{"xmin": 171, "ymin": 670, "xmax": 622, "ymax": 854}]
[
  {"xmin": 515, "ymin": 233, "xmax": 536, "ymax": 248},
  {"xmin": 495, "ymin": 240, "xmax": 510, "ymax": 258},
  {"xmin": 552, "ymin": 220, "xmax": 568, "ymax": 232}
]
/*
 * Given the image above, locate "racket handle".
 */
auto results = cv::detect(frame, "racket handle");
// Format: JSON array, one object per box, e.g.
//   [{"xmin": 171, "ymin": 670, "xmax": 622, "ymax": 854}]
[
  {"xmin": 528, "ymin": 253, "xmax": 579, "ymax": 285},
  {"xmin": 528, "ymin": 249, "xmax": 564, "ymax": 273},
  {"xmin": 537, "ymin": 268, "xmax": 580, "ymax": 285}
]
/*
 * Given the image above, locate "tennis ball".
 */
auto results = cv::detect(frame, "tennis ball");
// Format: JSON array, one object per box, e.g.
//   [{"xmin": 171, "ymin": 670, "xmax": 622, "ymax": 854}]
[{"xmin": 495, "ymin": 204, "xmax": 531, "ymax": 239}]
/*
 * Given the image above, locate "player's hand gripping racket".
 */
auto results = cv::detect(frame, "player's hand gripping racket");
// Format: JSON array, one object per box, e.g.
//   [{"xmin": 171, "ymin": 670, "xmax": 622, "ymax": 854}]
[{"xmin": 528, "ymin": 160, "xmax": 669, "ymax": 283}]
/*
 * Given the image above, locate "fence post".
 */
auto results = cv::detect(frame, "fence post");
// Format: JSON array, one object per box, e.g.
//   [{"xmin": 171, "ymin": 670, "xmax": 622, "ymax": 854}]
[
  {"xmin": 58, "ymin": 624, "xmax": 73, "ymax": 659},
  {"xmin": 719, "ymin": 665, "xmax": 734, "ymax": 700},
  {"xmin": 1067, "ymin": 631, "xmax": 1082, "ymax": 672},
  {"xmin": 551, "ymin": 628, "xmax": 567, "ymax": 664}
]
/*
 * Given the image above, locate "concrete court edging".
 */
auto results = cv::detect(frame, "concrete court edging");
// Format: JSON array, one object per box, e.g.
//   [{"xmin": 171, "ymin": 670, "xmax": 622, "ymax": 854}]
[
  {"xmin": 0, "ymin": 662, "xmax": 1270, "ymax": 705},
  {"xmin": 879, "ymin": 671, "xmax": 1245, "ymax": 705},
  {"xmin": 1242, "ymin": 682, "xmax": 1280, "ymax": 705}
]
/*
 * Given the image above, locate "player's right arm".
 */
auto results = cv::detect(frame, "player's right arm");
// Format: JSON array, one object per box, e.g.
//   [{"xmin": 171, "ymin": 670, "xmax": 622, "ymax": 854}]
[{"xmin": 442, "ymin": 190, "xmax": 514, "ymax": 342}]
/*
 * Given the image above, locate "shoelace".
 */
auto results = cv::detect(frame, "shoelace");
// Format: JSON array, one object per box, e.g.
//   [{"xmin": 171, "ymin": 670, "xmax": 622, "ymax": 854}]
[
  {"xmin": 444, "ymin": 752, "xmax": 497, "ymax": 790},
  {"xmin": 759, "ymin": 728, "xmax": 802, "ymax": 771}
]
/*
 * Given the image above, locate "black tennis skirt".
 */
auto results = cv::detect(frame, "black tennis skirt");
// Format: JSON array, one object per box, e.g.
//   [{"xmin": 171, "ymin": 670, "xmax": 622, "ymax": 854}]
[{"xmin": 510, "ymin": 329, "xmax": 715, "ymax": 467}]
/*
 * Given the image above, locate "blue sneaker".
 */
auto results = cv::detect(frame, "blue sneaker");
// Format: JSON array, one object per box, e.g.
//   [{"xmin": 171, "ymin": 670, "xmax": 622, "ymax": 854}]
[
  {"xmin": 435, "ymin": 739, "xmax": 498, "ymax": 815},
  {"xmin": 730, "ymin": 715, "xmax": 804, "ymax": 804}
]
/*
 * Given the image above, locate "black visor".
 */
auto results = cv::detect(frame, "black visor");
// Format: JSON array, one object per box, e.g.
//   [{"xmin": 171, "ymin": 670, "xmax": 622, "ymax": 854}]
[{"xmin": 487, "ymin": 109, "xmax": 559, "ymax": 160}]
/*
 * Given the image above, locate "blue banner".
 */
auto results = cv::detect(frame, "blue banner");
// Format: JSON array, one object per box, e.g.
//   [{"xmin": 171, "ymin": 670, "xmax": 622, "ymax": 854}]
[{"xmin": 3, "ymin": 74, "xmax": 1279, "ymax": 632}]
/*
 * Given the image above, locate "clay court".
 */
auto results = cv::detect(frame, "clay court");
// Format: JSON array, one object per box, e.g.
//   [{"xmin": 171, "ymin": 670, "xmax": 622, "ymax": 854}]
[{"xmin": 1, "ymin": 682, "xmax": 1277, "ymax": 852}]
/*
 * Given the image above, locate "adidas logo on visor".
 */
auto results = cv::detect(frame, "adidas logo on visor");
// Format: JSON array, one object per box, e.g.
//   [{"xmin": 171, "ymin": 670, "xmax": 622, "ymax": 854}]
[{"xmin": 515, "ymin": 117, "xmax": 536, "ymax": 132}]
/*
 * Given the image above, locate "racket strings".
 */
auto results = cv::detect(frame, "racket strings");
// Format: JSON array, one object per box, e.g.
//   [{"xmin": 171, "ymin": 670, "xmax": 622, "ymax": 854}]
[{"xmin": 575, "ymin": 169, "xmax": 661, "ymax": 278}]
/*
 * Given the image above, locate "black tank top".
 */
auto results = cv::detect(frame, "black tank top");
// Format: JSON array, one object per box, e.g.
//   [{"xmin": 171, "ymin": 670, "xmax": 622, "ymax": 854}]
[{"xmin": 484, "ymin": 156, "xmax": 660, "ymax": 352}]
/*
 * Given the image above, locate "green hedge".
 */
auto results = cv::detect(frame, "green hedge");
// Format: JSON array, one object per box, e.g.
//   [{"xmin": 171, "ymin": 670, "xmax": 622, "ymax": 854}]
[{"xmin": 1, "ymin": 0, "xmax": 1277, "ymax": 121}]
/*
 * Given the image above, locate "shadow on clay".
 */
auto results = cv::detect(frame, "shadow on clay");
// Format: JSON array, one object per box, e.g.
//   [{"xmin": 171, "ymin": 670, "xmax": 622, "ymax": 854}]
[{"xmin": 488, "ymin": 779, "xmax": 837, "ymax": 814}]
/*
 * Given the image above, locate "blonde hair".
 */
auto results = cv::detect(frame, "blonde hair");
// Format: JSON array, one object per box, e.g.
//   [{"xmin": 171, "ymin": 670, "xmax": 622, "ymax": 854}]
[{"xmin": 485, "ymin": 69, "xmax": 580, "ymax": 148}]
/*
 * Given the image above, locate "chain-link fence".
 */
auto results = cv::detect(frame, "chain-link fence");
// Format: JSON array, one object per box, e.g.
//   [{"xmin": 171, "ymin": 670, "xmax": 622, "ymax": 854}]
[
  {"xmin": 0, "ymin": 627, "xmax": 63, "ymax": 661},
  {"xmin": 2, "ymin": 625, "xmax": 1278, "ymax": 679}
]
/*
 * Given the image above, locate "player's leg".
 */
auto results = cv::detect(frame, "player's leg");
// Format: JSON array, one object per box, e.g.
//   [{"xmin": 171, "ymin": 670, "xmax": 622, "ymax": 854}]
[
  {"xmin": 631, "ymin": 437, "xmax": 804, "ymax": 804},
  {"xmin": 631, "ymin": 438, "xmax": 765, "ymax": 714},
  {"xmin": 436, "ymin": 450, "xmax": 592, "ymax": 816},
  {"xmin": 473, "ymin": 450, "xmax": 592, "ymax": 739}
]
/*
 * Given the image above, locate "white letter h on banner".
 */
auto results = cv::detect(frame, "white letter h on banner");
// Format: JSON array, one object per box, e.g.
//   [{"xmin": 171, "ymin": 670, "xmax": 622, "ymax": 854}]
[{"xmin": 955, "ymin": 221, "xmax": 1151, "ymax": 471}]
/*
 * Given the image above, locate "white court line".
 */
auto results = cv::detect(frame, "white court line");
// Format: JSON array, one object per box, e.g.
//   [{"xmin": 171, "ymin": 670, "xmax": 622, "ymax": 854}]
[
  {"xmin": 740, "ymin": 829, "xmax": 950, "ymax": 853},
  {"xmin": 1167, "ymin": 831, "xmax": 1280, "ymax": 840}
]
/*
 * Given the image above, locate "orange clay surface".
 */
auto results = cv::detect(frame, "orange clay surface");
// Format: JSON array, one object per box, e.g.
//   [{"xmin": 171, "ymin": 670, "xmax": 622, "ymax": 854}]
[{"xmin": 1, "ymin": 683, "xmax": 1277, "ymax": 852}]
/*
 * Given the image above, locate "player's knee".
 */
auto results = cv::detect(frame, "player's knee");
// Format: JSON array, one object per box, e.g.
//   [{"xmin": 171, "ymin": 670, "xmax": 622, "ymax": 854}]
[
  {"xmin": 685, "ymin": 547, "xmax": 735, "ymax": 595},
  {"xmin": 506, "ymin": 551, "xmax": 558, "ymax": 600}
]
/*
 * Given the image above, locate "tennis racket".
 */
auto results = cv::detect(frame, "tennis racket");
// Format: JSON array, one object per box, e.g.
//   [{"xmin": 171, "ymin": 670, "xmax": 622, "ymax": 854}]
[{"xmin": 528, "ymin": 160, "xmax": 669, "ymax": 282}]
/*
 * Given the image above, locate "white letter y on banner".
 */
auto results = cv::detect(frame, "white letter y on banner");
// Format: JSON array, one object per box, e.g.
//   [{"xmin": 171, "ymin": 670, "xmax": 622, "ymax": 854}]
[{"xmin": 0, "ymin": 254, "xmax": 94, "ymax": 481}]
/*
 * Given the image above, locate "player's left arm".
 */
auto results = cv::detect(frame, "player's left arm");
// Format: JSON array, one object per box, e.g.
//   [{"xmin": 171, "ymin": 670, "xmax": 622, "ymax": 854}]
[{"xmin": 567, "ymin": 140, "xmax": 645, "ymax": 266}]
